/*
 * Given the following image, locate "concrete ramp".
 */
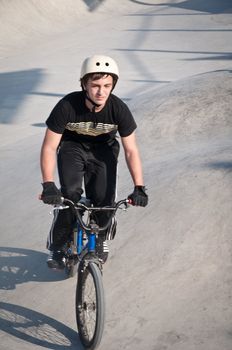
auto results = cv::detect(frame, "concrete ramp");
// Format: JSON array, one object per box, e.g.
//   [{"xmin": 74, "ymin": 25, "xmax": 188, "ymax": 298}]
[
  {"xmin": 0, "ymin": 0, "xmax": 127, "ymax": 56},
  {"xmin": 0, "ymin": 0, "xmax": 232, "ymax": 349},
  {"xmin": 105, "ymin": 69, "xmax": 232, "ymax": 349},
  {"xmin": 135, "ymin": 70, "xmax": 232, "ymax": 143},
  {"xmin": 0, "ymin": 0, "xmax": 88, "ymax": 55}
]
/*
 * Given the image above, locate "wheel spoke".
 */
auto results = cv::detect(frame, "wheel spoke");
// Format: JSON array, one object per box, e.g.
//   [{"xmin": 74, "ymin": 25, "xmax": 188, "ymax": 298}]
[{"xmin": 76, "ymin": 262, "xmax": 105, "ymax": 348}]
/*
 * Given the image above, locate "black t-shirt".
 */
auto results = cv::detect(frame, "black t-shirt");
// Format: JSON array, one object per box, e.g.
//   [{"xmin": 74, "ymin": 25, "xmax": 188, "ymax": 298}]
[{"xmin": 46, "ymin": 91, "xmax": 137, "ymax": 144}]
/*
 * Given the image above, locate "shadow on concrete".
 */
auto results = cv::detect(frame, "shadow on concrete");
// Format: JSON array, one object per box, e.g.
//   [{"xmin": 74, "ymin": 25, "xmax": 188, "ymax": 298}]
[
  {"xmin": 30, "ymin": 91, "xmax": 64, "ymax": 98},
  {"xmin": 0, "ymin": 69, "xmax": 66, "ymax": 125},
  {"xmin": 83, "ymin": 0, "xmax": 105, "ymax": 12},
  {"xmin": 0, "ymin": 247, "xmax": 68, "ymax": 290},
  {"xmin": 0, "ymin": 302, "xmax": 83, "ymax": 349},
  {"xmin": 168, "ymin": 0, "xmax": 232, "ymax": 14},
  {"xmin": 130, "ymin": 79, "xmax": 171, "ymax": 83},
  {"xmin": 0, "ymin": 69, "xmax": 44, "ymax": 124},
  {"xmin": 206, "ymin": 161, "xmax": 232, "ymax": 172},
  {"xmin": 126, "ymin": 29, "xmax": 232, "ymax": 32},
  {"xmin": 184, "ymin": 54, "xmax": 232, "ymax": 61},
  {"xmin": 115, "ymin": 48, "xmax": 232, "ymax": 62},
  {"xmin": 129, "ymin": 0, "xmax": 232, "ymax": 14},
  {"xmin": 31, "ymin": 122, "xmax": 47, "ymax": 127},
  {"xmin": 116, "ymin": 48, "xmax": 232, "ymax": 55}
]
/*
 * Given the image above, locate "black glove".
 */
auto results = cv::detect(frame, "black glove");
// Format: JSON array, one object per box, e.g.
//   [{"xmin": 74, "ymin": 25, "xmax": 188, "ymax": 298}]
[
  {"xmin": 41, "ymin": 182, "xmax": 62, "ymax": 205},
  {"xmin": 128, "ymin": 186, "xmax": 148, "ymax": 207}
]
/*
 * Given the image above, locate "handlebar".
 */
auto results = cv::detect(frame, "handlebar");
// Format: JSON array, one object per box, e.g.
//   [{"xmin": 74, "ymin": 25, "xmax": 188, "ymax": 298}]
[{"xmin": 55, "ymin": 198, "xmax": 131, "ymax": 232}]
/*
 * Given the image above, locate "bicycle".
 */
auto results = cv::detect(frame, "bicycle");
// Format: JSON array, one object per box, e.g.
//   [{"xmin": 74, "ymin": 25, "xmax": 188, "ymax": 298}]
[{"xmin": 53, "ymin": 197, "xmax": 130, "ymax": 349}]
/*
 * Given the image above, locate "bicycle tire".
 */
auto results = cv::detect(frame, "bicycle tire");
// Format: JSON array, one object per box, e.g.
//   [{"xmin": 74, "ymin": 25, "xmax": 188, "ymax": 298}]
[{"xmin": 76, "ymin": 261, "xmax": 105, "ymax": 349}]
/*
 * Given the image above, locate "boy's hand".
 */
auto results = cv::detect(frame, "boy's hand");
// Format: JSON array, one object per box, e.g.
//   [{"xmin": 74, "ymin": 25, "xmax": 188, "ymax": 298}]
[
  {"xmin": 41, "ymin": 182, "xmax": 62, "ymax": 204},
  {"xmin": 128, "ymin": 186, "xmax": 148, "ymax": 207}
]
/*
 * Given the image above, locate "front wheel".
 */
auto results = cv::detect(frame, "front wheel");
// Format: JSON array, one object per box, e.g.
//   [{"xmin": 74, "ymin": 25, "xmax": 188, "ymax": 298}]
[{"xmin": 76, "ymin": 261, "xmax": 105, "ymax": 349}]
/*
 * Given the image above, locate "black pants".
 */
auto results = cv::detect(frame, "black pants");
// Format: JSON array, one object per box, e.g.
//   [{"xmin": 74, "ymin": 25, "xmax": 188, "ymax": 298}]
[{"xmin": 47, "ymin": 140, "xmax": 120, "ymax": 250}]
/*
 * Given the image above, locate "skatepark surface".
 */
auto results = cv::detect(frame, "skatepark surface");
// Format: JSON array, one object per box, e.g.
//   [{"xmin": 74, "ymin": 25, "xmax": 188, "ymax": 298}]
[{"xmin": 0, "ymin": 1, "xmax": 232, "ymax": 349}]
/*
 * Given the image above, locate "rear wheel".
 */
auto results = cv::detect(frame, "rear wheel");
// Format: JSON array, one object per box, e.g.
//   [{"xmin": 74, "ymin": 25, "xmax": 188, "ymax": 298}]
[{"xmin": 76, "ymin": 261, "xmax": 105, "ymax": 349}]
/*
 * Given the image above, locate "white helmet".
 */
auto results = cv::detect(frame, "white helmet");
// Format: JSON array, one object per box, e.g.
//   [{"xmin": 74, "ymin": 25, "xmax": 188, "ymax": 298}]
[{"xmin": 80, "ymin": 55, "xmax": 119, "ymax": 79}]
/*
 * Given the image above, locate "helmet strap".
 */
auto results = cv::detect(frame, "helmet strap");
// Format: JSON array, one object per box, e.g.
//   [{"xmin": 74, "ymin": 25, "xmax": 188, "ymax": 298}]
[
  {"xmin": 84, "ymin": 91, "xmax": 100, "ymax": 127},
  {"xmin": 84, "ymin": 91, "xmax": 101, "ymax": 112}
]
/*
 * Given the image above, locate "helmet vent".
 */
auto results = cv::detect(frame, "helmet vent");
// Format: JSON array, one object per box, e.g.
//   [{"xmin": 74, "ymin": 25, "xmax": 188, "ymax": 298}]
[{"xmin": 96, "ymin": 62, "xmax": 109, "ymax": 67}]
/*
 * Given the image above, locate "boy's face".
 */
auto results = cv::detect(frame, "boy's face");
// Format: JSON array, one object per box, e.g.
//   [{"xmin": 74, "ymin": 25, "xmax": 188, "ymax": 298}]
[{"xmin": 85, "ymin": 74, "xmax": 113, "ymax": 107}]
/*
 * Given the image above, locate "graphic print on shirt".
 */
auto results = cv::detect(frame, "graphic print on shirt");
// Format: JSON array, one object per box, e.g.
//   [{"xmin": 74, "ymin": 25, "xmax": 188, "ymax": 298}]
[{"xmin": 66, "ymin": 122, "xmax": 118, "ymax": 137}]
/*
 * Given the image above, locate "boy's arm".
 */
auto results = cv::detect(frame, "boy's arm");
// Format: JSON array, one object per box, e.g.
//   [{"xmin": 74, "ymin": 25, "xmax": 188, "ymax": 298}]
[{"xmin": 40, "ymin": 128, "xmax": 62, "ymax": 182}]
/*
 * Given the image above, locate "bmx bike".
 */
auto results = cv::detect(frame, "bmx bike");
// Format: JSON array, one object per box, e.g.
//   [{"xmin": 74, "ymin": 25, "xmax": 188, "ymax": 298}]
[{"xmin": 53, "ymin": 197, "xmax": 130, "ymax": 349}]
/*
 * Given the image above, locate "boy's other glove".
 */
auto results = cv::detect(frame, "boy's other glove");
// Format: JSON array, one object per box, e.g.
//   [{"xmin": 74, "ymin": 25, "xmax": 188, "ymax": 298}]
[
  {"xmin": 128, "ymin": 186, "xmax": 148, "ymax": 207},
  {"xmin": 41, "ymin": 182, "xmax": 62, "ymax": 204}
]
